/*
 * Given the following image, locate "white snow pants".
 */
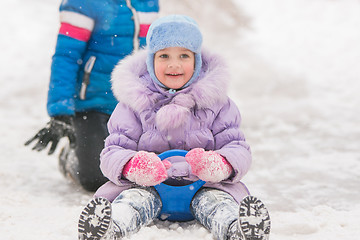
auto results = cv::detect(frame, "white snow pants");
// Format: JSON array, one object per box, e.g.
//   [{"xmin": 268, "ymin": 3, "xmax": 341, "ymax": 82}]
[{"xmin": 111, "ymin": 187, "xmax": 239, "ymax": 240}]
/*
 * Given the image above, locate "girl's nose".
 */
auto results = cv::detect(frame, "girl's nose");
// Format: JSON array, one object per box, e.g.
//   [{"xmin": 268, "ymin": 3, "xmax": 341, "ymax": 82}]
[{"xmin": 167, "ymin": 60, "xmax": 180, "ymax": 69}]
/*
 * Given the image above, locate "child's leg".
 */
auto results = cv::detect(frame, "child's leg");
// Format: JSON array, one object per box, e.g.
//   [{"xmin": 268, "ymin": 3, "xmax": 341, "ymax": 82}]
[
  {"xmin": 72, "ymin": 111, "xmax": 110, "ymax": 191},
  {"xmin": 78, "ymin": 187, "xmax": 161, "ymax": 239},
  {"xmin": 191, "ymin": 188, "xmax": 271, "ymax": 240},
  {"xmin": 59, "ymin": 111, "xmax": 109, "ymax": 191},
  {"xmin": 191, "ymin": 188, "xmax": 239, "ymax": 240},
  {"xmin": 111, "ymin": 187, "xmax": 162, "ymax": 237}
]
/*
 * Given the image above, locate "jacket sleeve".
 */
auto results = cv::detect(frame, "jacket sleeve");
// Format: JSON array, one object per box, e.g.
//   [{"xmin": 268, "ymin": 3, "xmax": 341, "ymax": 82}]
[
  {"xmin": 99, "ymin": 103, "xmax": 143, "ymax": 185},
  {"xmin": 212, "ymin": 98, "xmax": 252, "ymax": 182},
  {"xmin": 47, "ymin": 0, "xmax": 95, "ymax": 116}
]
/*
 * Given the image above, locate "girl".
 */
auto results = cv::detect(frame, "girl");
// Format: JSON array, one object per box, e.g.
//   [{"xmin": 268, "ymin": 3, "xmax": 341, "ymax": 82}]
[{"xmin": 78, "ymin": 15, "xmax": 271, "ymax": 240}]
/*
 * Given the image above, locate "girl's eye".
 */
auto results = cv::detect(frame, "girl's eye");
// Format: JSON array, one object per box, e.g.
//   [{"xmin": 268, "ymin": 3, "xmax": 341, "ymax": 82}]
[
  {"xmin": 159, "ymin": 54, "xmax": 169, "ymax": 58},
  {"xmin": 180, "ymin": 54, "xmax": 190, "ymax": 58}
]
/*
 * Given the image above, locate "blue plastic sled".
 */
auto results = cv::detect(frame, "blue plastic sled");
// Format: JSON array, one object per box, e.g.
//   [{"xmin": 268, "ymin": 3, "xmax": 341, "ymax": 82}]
[{"xmin": 154, "ymin": 149, "xmax": 206, "ymax": 222}]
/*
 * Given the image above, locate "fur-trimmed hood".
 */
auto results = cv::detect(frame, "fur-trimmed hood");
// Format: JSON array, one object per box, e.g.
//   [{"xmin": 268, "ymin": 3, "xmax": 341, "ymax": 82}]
[{"xmin": 111, "ymin": 48, "xmax": 230, "ymax": 114}]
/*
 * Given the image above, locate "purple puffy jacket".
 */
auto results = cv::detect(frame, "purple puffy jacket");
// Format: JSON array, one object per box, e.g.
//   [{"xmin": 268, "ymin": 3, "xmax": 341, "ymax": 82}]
[{"xmin": 94, "ymin": 49, "xmax": 251, "ymax": 203}]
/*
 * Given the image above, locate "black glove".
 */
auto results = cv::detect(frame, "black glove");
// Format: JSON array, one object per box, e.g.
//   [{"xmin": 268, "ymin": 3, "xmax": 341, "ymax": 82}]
[{"xmin": 25, "ymin": 115, "xmax": 76, "ymax": 155}]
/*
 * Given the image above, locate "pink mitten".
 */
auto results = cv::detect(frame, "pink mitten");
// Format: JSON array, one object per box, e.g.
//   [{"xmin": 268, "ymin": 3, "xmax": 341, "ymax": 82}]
[
  {"xmin": 123, "ymin": 151, "xmax": 171, "ymax": 186},
  {"xmin": 185, "ymin": 148, "xmax": 233, "ymax": 182}
]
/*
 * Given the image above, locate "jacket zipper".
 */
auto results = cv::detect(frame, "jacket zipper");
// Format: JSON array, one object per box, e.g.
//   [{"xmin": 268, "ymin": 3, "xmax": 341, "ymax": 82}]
[
  {"xmin": 126, "ymin": 0, "xmax": 140, "ymax": 51},
  {"xmin": 80, "ymin": 56, "xmax": 96, "ymax": 100}
]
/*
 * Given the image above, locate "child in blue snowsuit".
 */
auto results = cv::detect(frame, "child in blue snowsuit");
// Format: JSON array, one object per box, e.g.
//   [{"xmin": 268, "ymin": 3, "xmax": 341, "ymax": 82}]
[
  {"xmin": 78, "ymin": 15, "xmax": 271, "ymax": 240},
  {"xmin": 25, "ymin": 0, "xmax": 159, "ymax": 191}
]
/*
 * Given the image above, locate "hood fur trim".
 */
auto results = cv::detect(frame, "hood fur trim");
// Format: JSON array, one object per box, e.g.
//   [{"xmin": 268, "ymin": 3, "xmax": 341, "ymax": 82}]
[{"xmin": 111, "ymin": 48, "xmax": 230, "ymax": 113}]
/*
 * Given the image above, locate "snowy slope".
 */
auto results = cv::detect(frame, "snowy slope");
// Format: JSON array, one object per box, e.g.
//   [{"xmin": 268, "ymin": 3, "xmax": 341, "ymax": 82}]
[{"xmin": 1, "ymin": 0, "xmax": 359, "ymax": 239}]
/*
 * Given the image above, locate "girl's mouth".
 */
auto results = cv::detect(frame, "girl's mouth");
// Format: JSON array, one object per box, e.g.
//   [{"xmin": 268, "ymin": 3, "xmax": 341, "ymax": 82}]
[{"xmin": 166, "ymin": 73, "xmax": 183, "ymax": 77}]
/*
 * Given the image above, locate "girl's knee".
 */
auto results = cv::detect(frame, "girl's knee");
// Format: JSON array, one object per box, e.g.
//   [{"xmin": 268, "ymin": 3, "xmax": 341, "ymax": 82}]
[{"xmin": 194, "ymin": 188, "xmax": 237, "ymax": 204}]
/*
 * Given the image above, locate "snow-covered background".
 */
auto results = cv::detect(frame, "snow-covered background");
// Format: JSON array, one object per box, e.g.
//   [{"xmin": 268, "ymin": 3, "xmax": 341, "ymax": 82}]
[{"xmin": 1, "ymin": 0, "xmax": 359, "ymax": 239}]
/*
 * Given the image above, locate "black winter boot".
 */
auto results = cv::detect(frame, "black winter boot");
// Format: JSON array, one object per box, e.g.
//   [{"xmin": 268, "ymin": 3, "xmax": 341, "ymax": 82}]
[
  {"xmin": 58, "ymin": 143, "xmax": 79, "ymax": 182},
  {"xmin": 228, "ymin": 196, "xmax": 271, "ymax": 240},
  {"xmin": 78, "ymin": 198, "xmax": 123, "ymax": 240}
]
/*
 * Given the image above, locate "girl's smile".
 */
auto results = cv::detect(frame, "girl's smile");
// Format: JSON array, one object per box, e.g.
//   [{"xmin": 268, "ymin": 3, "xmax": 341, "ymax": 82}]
[{"xmin": 154, "ymin": 47, "xmax": 195, "ymax": 90}]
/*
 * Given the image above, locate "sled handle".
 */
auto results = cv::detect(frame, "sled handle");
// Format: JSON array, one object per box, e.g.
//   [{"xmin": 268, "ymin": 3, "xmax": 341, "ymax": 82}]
[{"xmin": 155, "ymin": 149, "xmax": 206, "ymax": 222}]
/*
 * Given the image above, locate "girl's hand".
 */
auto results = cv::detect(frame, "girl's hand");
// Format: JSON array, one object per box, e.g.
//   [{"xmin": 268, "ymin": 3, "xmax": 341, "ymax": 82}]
[
  {"xmin": 185, "ymin": 148, "xmax": 233, "ymax": 182},
  {"xmin": 122, "ymin": 151, "xmax": 171, "ymax": 186}
]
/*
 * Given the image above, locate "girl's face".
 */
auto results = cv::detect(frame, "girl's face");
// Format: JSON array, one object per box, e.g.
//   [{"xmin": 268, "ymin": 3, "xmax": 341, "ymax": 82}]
[{"xmin": 154, "ymin": 47, "xmax": 195, "ymax": 90}]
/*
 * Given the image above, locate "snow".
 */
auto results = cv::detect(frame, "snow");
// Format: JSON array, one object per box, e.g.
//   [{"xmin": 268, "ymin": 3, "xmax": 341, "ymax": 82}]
[{"xmin": 1, "ymin": 0, "xmax": 359, "ymax": 239}]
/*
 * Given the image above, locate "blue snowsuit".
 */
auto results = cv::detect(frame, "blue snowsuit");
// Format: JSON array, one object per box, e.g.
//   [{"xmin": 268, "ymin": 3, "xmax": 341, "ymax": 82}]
[
  {"xmin": 47, "ymin": 0, "xmax": 159, "ymax": 117},
  {"xmin": 46, "ymin": 0, "xmax": 159, "ymax": 191}
]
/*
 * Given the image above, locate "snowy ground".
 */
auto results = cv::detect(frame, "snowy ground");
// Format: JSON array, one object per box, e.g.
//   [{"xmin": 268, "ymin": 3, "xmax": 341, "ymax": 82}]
[{"xmin": 1, "ymin": 0, "xmax": 359, "ymax": 239}]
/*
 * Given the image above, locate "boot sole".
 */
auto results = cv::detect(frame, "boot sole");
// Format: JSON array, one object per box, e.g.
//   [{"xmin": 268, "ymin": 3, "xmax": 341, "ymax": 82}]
[
  {"xmin": 78, "ymin": 197, "xmax": 112, "ymax": 240},
  {"xmin": 239, "ymin": 196, "xmax": 271, "ymax": 240}
]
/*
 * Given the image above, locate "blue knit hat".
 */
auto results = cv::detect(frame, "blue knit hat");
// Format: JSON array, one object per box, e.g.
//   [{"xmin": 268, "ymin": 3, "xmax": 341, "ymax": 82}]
[{"xmin": 146, "ymin": 15, "xmax": 203, "ymax": 90}]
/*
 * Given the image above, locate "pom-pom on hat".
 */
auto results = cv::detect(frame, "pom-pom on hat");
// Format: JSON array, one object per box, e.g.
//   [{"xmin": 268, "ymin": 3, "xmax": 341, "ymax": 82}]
[{"xmin": 146, "ymin": 15, "xmax": 203, "ymax": 90}]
